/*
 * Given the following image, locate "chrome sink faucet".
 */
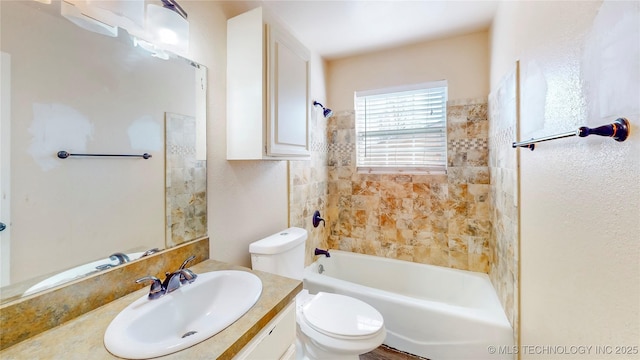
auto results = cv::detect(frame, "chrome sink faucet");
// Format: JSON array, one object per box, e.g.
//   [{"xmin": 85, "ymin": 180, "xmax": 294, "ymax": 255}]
[
  {"xmin": 135, "ymin": 276, "xmax": 164, "ymax": 300},
  {"xmin": 140, "ymin": 248, "xmax": 161, "ymax": 257},
  {"xmin": 136, "ymin": 255, "xmax": 198, "ymax": 300},
  {"xmin": 109, "ymin": 252, "xmax": 130, "ymax": 265}
]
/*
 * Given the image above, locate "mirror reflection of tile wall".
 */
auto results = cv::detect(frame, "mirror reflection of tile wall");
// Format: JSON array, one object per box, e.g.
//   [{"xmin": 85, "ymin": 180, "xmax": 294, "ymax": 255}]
[{"xmin": 165, "ymin": 113, "xmax": 207, "ymax": 247}]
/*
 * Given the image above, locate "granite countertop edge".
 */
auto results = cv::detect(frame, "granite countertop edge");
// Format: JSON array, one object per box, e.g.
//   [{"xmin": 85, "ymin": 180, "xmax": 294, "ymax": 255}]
[{"xmin": 0, "ymin": 259, "xmax": 302, "ymax": 360}]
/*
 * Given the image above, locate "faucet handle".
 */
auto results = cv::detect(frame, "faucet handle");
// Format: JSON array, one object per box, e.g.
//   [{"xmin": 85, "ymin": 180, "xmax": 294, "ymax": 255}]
[
  {"xmin": 178, "ymin": 269, "xmax": 198, "ymax": 285},
  {"xmin": 179, "ymin": 255, "xmax": 196, "ymax": 270},
  {"xmin": 312, "ymin": 211, "xmax": 325, "ymax": 228},
  {"xmin": 136, "ymin": 276, "xmax": 164, "ymax": 300},
  {"xmin": 177, "ymin": 255, "xmax": 198, "ymax": 285},
  {"xmin": 162, "ymin": 272, "xmax": 183, "ymax": 294}
]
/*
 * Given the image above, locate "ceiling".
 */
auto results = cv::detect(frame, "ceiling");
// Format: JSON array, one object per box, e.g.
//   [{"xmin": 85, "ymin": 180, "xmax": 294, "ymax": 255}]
[{"xmin": 220, "ymin": 1, "xmax": 498, "ymax": 60}]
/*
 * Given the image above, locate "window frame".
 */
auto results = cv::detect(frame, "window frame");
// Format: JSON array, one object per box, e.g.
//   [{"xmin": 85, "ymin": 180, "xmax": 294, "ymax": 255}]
[{"xmin": 354, "ymin": 80, "xmax": 448, "ymax": 175}]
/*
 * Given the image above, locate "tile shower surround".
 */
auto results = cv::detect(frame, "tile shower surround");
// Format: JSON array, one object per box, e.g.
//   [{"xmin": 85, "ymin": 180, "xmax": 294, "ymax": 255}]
[
  {"xmin": 289, "ymin": 107, "xmax": 331, "ymax": 265},
  {"xmin": 323, "ymin": 99, "xmax": 491, "ymax": 272},
  {"xmin": 290, "ymin": 98, "xmax": 515, "ymax": 331},
  {"xmin": 488, "ymin": 69, "xmax": 519, "ymax": 333}
]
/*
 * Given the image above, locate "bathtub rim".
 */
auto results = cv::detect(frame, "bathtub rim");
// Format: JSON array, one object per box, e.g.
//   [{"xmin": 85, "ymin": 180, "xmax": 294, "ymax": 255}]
[{"xmin": 303, "ymin": 250, "xmax": 511, "ymax": 330}]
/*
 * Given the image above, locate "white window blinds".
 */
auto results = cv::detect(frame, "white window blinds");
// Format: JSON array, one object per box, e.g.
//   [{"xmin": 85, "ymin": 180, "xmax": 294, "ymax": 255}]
[{"xmin": 355, "ymin": 81, "xmax": 448, "ymax": 173}]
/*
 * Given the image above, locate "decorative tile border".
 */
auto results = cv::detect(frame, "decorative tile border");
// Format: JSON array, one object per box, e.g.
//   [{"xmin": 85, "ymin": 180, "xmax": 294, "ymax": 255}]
[
  {"xmin": 310, "ymin": 141, "xmax": 329, "ymax": 153},
  {"xmin": 168, "ymin": 143, "xmax": 196, "ymax": 156},
  {"xmin": 328, "ymin": 143, "xmax": 355, "ymax": 154},
  {"xmin": 448, "ymin": 138, "xmax": 488, "ymax": 151}
]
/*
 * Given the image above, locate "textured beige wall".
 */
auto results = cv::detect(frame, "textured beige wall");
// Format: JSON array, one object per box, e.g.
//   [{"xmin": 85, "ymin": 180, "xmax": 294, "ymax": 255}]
[
  {"xmin": 188, "ymin": 2, "xmax": 287, "ymax": 267},
  {"xmin": 491, "ymin": 0, "xmax": 640, "ymax": 355},
  {"xmin": 187, "ymin": 2, "xmax": 327, "ymax": 267},
  {"xmin": 328, "ymin": 31, "xmax": 489, "ymax": 110}
]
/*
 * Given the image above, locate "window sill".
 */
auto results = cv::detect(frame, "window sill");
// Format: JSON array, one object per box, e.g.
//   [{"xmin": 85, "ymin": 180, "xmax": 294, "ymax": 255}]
[{"xmin": 356, "ymin": 167, "xmax": 447, "ymax": 175}]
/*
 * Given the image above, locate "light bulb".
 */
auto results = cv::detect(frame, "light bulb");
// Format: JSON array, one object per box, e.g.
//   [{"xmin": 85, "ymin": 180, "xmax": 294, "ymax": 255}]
[{"xmin": 157, "ymin": 28, "xmax": 178, "ymax": 45}]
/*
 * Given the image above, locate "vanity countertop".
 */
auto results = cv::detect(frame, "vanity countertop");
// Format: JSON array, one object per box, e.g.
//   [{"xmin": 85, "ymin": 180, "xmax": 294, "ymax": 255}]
[{"xmin": 0, "ymin": 259, "xmax": 302, "ymax": 360}]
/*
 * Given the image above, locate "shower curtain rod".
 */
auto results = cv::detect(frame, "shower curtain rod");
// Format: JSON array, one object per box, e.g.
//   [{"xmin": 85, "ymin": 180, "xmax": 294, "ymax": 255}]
[{"xmin": 512, "ymin": 118, "xmax": 630, "ymax": 151}]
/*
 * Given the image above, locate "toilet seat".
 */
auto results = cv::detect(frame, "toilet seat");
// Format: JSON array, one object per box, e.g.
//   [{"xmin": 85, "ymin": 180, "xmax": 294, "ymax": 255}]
[{"xmin": 300, "ymin": 292, "xmax": 384, "ymax": 340}]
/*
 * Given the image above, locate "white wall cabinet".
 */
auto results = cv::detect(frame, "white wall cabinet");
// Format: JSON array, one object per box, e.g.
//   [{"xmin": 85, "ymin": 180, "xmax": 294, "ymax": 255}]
[{"xmin": 227, "ymin": 7, "xmax": 310, "ymax": 160}]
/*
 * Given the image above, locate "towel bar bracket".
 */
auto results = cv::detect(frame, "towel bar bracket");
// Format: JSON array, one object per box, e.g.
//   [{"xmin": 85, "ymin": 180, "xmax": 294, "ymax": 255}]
[{"xmin": 578, "ymin": 118, "xmax": 629, "ymax": 142}]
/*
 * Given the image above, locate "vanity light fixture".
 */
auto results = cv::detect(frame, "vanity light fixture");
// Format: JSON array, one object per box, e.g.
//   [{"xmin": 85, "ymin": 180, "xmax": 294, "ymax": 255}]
[
  {"xmin": 60, "ymin": 0, "xmax": 118, "ymax": 38},
  {"xmin": 60, "ymin": 0, "xmax": 145, "ymax": 39},
  {"xmin": 313, "ymin": 101, "xmax": 333, "ymax": 118},
  {"xmin": 86, "ymin": 0, "xmax": 145, "ymax": 35},
  {"xmin": 146, "ymin": 0, "xmax": 189, "ymax": 55},
  {"xmin": 132, "ymin": 37, "xmax": 170, "ymax": 60},
  {"xmin": 59, "ymin": 0, "xmax": 190, "ymax": 57}
]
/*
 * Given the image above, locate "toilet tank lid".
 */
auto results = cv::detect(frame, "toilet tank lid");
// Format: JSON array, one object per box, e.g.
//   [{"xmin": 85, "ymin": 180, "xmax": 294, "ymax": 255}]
[{"xmin": 249, "ymin": 227, "xmax": 308, "ymax": 255}]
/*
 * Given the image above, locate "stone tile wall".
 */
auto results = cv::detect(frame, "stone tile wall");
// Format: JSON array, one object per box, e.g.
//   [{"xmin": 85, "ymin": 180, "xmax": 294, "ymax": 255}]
[
  {"xmin": 324, "ymin": 99, "xmax": 491, "ymax": 272},
  {"xmin": 488, "ymin": 68, "xmax": 519, "ymax": 334},
  {"xmin": 289, "ymin": 109, "xmax": 330, "ymax": 266}
]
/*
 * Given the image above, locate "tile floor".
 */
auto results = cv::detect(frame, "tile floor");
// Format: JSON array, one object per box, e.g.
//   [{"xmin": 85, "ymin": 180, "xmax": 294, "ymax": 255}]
[{"xmin": 360, "ymin": 345, "xmax": 429, "ymax": 360}]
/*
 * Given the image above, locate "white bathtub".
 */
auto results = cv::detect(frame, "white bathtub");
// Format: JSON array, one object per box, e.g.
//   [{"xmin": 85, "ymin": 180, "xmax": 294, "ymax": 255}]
[{"xmin": 303, "ymin": 250, "xmax": 513, "ymax": 360}]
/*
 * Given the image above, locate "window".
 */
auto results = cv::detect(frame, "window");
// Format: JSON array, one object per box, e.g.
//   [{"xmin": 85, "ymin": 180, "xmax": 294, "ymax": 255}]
[{"xmin": 355, "ymin": 81, "xmax": 448, "ymax": 174}]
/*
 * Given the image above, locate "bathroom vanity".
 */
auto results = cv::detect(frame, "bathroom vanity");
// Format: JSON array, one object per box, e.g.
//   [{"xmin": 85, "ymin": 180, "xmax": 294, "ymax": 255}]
[{"xmin": 0, "ymin": 259, "xmax": 301, "ymax": 360}]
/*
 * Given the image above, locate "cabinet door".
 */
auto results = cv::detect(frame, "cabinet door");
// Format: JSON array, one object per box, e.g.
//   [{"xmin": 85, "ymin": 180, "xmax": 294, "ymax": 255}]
[
  {"xmin": 233, "ymin": 301, "xmax": 296, "ymax": 360},
  {"xmin": 267, "ymin": 24, "xmax": 310, "ymax": 157}
]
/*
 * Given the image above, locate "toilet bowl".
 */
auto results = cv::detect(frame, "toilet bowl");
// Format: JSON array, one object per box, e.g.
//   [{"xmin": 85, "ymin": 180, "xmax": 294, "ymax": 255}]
[
  {"xmin": 249, "ymin": 228, "xmax": 386, "ymax": 360},
  {"xmin": 295, "ymin": 290, "xmax": 386, "ymax": 360}
]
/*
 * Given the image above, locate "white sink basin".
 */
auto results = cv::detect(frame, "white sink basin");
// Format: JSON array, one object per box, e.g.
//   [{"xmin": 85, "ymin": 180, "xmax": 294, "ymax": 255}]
[
  {"xmin": 104, "ymin": 270, "xmax": 263, "ymax": 359},
  {"xmin": 24, "ymin": 252, "xmax": 146, "ymax": 295}
]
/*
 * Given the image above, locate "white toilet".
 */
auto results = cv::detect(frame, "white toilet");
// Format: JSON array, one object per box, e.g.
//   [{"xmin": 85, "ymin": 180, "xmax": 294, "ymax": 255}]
[{"xmin": 249, "ymin": 227, "xmax": 386, "ymax": 360}]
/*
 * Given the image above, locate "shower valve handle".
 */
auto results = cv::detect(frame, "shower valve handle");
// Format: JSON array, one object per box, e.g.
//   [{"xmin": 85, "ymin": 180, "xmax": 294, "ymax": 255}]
[{"xmin": 313, "ymin": 211, "xmax": 325, "ymax": 228}]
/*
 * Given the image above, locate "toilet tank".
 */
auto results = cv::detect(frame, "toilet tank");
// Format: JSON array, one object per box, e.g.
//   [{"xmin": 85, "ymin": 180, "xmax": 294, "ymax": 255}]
[{"xmin": 249, "ymin": 227, "xmax": 307, "ymax": 280}]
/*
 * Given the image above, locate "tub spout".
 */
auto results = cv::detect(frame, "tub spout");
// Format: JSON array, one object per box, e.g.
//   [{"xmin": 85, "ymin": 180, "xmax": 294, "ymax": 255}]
[{"xmin": 314, "ymin": 248, "xmax": 330, "ymax": 257}]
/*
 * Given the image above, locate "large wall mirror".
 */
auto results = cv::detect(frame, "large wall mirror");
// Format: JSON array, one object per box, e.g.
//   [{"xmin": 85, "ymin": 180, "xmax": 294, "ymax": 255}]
[{"xmin": 0, "ymin": 0, "xmax": 207, "ymax": 303}]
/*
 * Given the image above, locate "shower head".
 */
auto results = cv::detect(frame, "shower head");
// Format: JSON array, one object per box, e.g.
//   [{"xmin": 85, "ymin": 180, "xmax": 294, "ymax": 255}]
[{"xmin": 313, "ymin": 101, "xmax": 333, "ymax": 118}]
